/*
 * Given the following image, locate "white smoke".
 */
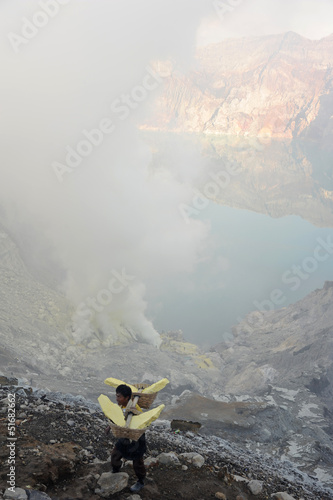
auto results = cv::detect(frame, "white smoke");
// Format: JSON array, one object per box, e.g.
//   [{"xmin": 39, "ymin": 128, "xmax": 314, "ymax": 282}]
[{"xmin": 0, "ymin": 0, "xmax": 212, "ymax": 347}]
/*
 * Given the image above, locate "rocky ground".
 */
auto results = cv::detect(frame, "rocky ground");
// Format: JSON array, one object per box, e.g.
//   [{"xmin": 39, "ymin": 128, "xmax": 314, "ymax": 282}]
[{"xmin": 1, "ymin": 382, "xmax": 332, "ymax": 500}]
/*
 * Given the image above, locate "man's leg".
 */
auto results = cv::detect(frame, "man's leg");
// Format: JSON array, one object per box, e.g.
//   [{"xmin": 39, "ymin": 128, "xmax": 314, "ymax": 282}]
[
  {"xmin": 132, "ymin": 456, "xmax": 146, "ymax": 485},
  {"xmin": 111, "ymin": 447, "xmax": 123, "ymax": 473}
]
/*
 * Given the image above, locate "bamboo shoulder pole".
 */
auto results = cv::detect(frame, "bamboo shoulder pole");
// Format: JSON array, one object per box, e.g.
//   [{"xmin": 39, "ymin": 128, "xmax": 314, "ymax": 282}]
[{"xmin": 124, "ymin": 389, "xmax": 142, "ymax": 429}]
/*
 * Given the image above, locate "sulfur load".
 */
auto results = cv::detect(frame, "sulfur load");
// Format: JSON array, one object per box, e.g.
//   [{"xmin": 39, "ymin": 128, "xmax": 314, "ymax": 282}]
[{"xmin": 98, "ymin": 394, "xmax": 165, "ymax": 429}]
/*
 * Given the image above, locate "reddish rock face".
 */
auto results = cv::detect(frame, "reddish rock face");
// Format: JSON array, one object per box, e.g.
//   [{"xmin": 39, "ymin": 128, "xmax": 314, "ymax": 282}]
[{"xmin": 143, "ymin": 32, "xmax": 333, "ymax": 147}]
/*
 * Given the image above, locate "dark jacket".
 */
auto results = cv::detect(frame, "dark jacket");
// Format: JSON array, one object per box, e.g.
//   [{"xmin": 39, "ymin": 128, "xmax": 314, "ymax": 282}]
[{"xmin": 115, "ymin": 434, "xmax": 146, "ymax": 460}]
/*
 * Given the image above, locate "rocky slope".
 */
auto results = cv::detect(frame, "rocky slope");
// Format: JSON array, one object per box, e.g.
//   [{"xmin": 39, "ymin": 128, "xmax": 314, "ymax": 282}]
[
  {"xmin": 143, "ymin": 32, "xmax": 333, "ymax": 148},
  {"xmin": 1, "ymin": 382, "xmax": 332, "ymax": 500},
  {"xmin": 208, "ymin": 282, "xmax": 333, "ymax": 486},
  {"xmin": 0, "ymin": 223, "xmax": 76, "ymax": 381},
  {"xmin": 213, "ymin": 282, "xmax": 333, "ymax": 399}
]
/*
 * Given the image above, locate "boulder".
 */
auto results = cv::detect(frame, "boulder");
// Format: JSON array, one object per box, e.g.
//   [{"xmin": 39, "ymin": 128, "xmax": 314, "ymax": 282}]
[
  {"xmin": 179, "ymin": 452, "xmax": 205, "ymax": 467},
  {"xmin": 271, "ymin": 493, "xmax": 296, "ymax": 500},
  {"xmin": 26, "ymin": 492, "xmax": 52, "ymax": 499},
  {"xmin": 248, "ymin": 479, "xmax": 263, "ymax": 495},
  {"xmin": 232, "ymin": 474, "xmax": 249, "ymax": 483},
  {"xmin": 95, "ymin": 472, "xmax": 129, "ymax": 497},
  {"xmin": 4, "ymin": 489, "xmax": 28, "ymax": 500},
  {"xmin": 144, "ymin": 456, "xmax": 159, "ymax": 467},
  {"xmin": 156, "ymin": 452, "xmax": 180, "ymax": 465},
  {"xmin": 215, "ymin": 493, "xmax": 227, "ymax": 499}
]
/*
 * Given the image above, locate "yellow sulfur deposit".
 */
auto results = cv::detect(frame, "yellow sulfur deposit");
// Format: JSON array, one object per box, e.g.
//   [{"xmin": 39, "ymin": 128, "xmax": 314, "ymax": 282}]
[
  {"xmin": 161, "ymin": 339, "xmax": 199, "ymax": 355},
  {"xmin": 194, "ymin": 355, "xmax": 215, "ymax": 370}
]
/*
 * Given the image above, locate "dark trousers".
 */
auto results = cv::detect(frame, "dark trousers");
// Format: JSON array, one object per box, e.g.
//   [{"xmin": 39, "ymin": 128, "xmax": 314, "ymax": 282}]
[{"xmin": 111, "ymin": 447, "xmax": 146, "ymax": 482}]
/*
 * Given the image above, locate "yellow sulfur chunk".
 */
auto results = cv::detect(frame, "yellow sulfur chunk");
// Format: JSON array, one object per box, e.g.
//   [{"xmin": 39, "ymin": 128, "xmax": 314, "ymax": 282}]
[
  {"xmin": 104, "ymin": 377, "xmax": 138, "ymax": 393},
  {"xmin": 98, "ymin": 394, "xmax": 125, "ymax": 427},
  {"xmin": 129, "ymin": 404, "xmax": 165, "ymax": 429},
  {"xmin": 142, "ymin": 378, "xmax": 169, "ymax": 394}
]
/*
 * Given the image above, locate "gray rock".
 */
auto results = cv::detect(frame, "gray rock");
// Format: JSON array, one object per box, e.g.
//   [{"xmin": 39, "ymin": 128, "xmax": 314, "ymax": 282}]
[
  {"xmin": 95, "ymin": 471, "xmax": 129, "ymax": 497},
  {"xmin": 59, "ymin": 366, "xmax": 71, "ymax": 377},
  {"xmin": 248, "ymin": 479, "xmax": 263, "ymax": 495},
  {"xmin": 185, "ymin": 431, "xmax": 195, "ymax": 438},
  {"xmin": 35, "ymin": 404, "xmax": 49, "ymax": 412},
  {"xmin": 179, "ymin": 452, "xmax": 205, "ymax": 467},
  {"xmin": 232, "ymin": 474, "xmax": 249, "ymax": 483},
  {"xmin": 156, "ymin": 452, "xmax": 180, "ymax": 465},
  {"xmin": 214, "ymin": 493, "xmax": 227, "ymax": 500},
  {"xmin": 144, "ymin": 456, "xmax": 159, "ymax": 467},
  {"xmin": 67, "ymin": 419, "xmax": 75, "ymax": 426},
  {"xmin": 15, "ymin": 389, "xmax": 27, "ymax": 397},
  {"xmin": 4, "ymin": 488, "xmax": 28, "ymax": 500},
  {"xmin": 271, "ymin": 493, "xmax": 296, "ymax": 500},
  {"xmin": 26, "ymin": 491, "xmax": 52, "ymax": 499}
]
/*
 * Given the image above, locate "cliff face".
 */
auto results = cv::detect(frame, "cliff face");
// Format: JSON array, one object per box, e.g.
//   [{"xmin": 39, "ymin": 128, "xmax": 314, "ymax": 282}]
[
  {"xmin": 143, "ymin": 32, "xmax": 333, "ymax": 147},
  {"xmin": 144, "ymin": 132, "xmax": 333, "ymax": 227}
]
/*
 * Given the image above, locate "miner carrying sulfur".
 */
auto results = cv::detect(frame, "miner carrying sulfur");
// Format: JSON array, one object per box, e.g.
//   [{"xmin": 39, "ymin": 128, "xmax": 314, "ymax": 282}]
[
  {"xmin": 108, "ymin": 384, "xmax": 146, "ymax": 493},
  {"xmin": 99, "ymin": 377, "xmax": 168, "ymax": 493}
]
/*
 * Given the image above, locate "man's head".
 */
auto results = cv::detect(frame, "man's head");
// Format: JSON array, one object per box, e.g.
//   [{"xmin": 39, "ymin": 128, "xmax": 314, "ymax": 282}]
[{"xmin": 116, "ymin": 384, "xmax": 132, "ymax": 406}]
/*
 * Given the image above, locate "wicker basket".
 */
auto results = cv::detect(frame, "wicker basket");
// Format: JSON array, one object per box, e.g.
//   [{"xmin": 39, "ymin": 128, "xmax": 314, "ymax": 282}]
[
  {"xmin": 109, "ymin": 422, "xmax": 145, "ymax": 440},
  {"xmin": 131, "ymin": 383, "xmax": 157, "ymax": 409}
]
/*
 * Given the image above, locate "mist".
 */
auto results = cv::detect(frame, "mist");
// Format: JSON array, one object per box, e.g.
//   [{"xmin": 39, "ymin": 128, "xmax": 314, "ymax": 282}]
[{"xmin": 0, "ymin": 0, "xmax": 217, "ymax": 347}]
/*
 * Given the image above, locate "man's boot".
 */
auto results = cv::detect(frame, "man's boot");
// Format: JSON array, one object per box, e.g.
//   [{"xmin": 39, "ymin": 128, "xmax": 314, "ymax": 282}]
[{"xmin": 130, "ymin": 479, "xmax": 144, "ymax": 493}]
